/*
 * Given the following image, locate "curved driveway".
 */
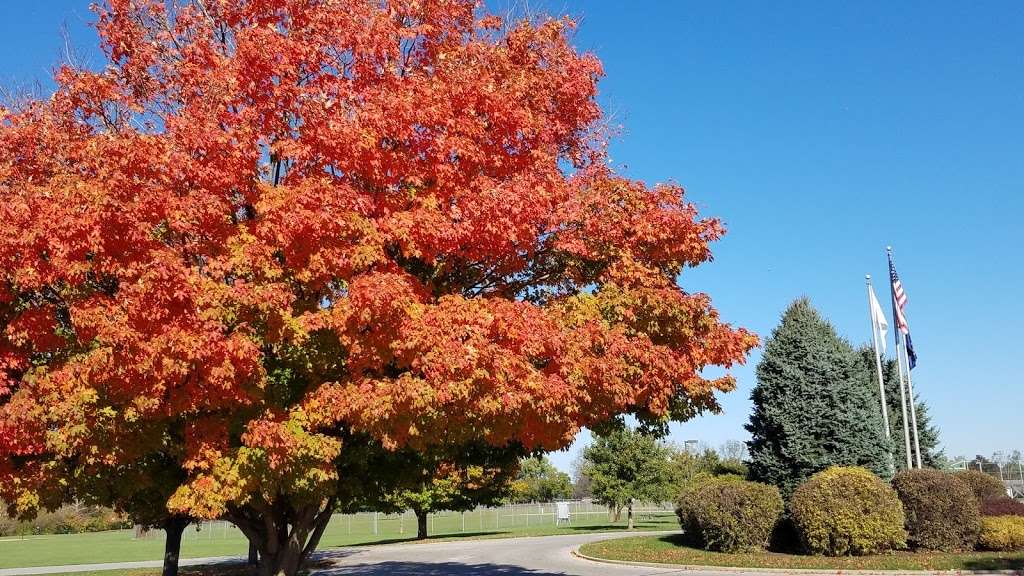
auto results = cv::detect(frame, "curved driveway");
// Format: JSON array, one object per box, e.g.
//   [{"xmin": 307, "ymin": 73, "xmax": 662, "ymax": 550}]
[
  {"xmin": 317, "ymin": 532, "xmax": 764, "ymax": 576},
  {"xmin": 2, "ymin": 531, "xmax": 938, "ymax": 576}
]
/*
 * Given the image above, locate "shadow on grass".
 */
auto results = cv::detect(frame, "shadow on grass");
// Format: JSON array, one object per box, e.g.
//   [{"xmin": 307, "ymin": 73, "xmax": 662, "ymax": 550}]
[
  {"xmin": 654, "ymin": 533, "xmax": 688, "ymax": 546},
  {"xmin": 961, "ymin": 557, "xmax": 1024, "ymax": 571},
  {"xmin": 339, "ymin": 531, "xmax": 507, "ymax": 546}
]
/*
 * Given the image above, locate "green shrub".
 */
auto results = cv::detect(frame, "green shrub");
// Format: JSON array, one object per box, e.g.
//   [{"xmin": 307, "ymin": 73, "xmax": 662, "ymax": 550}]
[
  {"xmin": 957, "ymin": 470, "xmax": 1008, "ymax": 503},
  {"xmin": 676, "ymin": 477, "xmax": 783, "ymax": 552},
  {"xmin": 892, "ymin": 469, "xmax": 981, "ymax": 552},
  {"xmin": 713, "ymin": 459, "xmax": 749, "ymax": 478},
  {"xmin": 978, "ymin": 516, "xmax": 1024, "ymax": 551},
  {"xmin": 0, "ymin": 504, "xmax": 129, "ymax": 536},
  {"xmin": 789, "ymin": 466, "xmax": 906, "ymax": 556}
]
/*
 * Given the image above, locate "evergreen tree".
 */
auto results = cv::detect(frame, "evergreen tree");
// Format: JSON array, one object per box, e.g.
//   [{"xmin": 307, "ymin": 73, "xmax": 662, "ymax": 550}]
[
  {"xmin": 857, "ymin": 347, "xmax": 943, "ymax": 470},
  {"xmin": 746, "ymin": 299, "xmax": 891, "ymax": 497}
]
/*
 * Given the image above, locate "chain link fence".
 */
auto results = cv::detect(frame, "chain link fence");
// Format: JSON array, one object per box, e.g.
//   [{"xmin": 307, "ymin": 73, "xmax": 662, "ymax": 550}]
[
  {"xmin": 138, "ymin": 499, "xmax": 677, "ymax": 544},
  {"xmin": 951, "ymin": 459, "xmax": 1024, "ymax": 498}
]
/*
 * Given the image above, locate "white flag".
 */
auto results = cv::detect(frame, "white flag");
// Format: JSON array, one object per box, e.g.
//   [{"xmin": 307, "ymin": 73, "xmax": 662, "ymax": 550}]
[{"xmin": 869, "ymin": 287, "xmax": 889, "ymax": 354}]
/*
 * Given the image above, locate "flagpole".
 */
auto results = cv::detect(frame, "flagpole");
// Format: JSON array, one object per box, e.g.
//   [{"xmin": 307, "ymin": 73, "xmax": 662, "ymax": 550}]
[
  {"xmin": 901, "ymin": 332, "xmax": 924, "ymax": 469},
  {"xmin": 867, "ymin": 275, "xmax": 895, "ymax": 477},
  {"xmin": 866, "ymin": 275, "xmax": 891, "ymax": 440},
  {"xmin": 888, "ymin": 247, "xmax": 914, "ymax": 471}
]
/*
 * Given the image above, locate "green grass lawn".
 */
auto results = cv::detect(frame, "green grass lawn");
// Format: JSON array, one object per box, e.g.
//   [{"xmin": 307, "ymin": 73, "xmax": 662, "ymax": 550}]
[
  {"xmin": 31, "ymin": 567, "xmax": 258, "ymax": 576},
  {"xmin": 579, "ymin": 534, "xmax": 1024, "ymax": 572},
  {"xmin": 0, "ymin": 511, "xmax": 677, "ymax": 570}
]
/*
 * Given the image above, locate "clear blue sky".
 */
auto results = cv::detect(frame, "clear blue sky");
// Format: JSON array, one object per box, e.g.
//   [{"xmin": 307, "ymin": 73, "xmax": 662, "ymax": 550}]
[{"xmin": 3, "ymin": 2, "xmax": 1022, "ymax": 474}]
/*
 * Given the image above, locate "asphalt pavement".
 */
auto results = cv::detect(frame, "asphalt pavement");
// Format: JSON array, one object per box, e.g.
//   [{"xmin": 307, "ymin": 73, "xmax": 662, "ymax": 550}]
[{"xmin": 318, "ymin": 532, "xmax": 757, "ymax": 576}]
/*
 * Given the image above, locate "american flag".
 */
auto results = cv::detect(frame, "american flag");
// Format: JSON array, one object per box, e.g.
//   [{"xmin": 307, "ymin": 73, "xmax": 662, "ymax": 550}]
[{"xmin": 889, "ymin": 256, "xmax": 917, "ymax": 369}]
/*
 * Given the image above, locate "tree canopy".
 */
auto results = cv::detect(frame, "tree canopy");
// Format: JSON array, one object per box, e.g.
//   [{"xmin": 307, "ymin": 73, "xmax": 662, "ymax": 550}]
[
  {"xmin": 0, "ymin": 1, "xmax": 755, "ymax": 574},
  {"xmin": 746, "ymin": 299, "xmax": 890, "ymax": 496},
  {"xmin": 668, "ymin": 444, "xmax": 747, "ymax": 484},
  {"xmin": 582, "ymin": 426, "xmax": 674, "ymax": 528},
  {"xmin": 510, "ymin": 456, "xmax": 573, "ymax": 503},
  {"xmin": 373, "ymin": 444, "xmax": 518, "ymax": 540}
]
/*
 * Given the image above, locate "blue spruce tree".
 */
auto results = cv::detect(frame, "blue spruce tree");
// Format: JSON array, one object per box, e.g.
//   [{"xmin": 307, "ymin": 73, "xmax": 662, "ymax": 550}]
[{"xmin": 746, "ymin": 298, "xmax": 891, "ymax": 496}]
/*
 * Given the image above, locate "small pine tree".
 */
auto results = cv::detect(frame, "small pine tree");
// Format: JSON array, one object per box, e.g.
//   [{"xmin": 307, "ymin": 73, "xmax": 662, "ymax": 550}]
[
  {"xmin": 746, "ymin": 299, "xmax": 891, "ymax": 497},
  {"xmin": 857, "ymin": 347, "xmax": 943, "ymax": 470}
]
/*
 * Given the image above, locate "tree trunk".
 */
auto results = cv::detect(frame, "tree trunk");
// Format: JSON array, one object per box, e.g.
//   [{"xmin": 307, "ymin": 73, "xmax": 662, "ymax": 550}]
[
  {"xmin": 162, "ymin": 517, "xmax": 189, "ymax": 576},
  {"xmin": 416, "ymin": 509, "xmax": 428, "ymax": 540},
  {"xmin": 248, "ymin": 541, "xmax": 259, "ymax": 565},
  {"xmin": 229, "ymin": 499, "xmax": 335, "ymax": 576},
  {"xmin": 627, "ymin": 500, "xmax": 634, "ymax": 530}
]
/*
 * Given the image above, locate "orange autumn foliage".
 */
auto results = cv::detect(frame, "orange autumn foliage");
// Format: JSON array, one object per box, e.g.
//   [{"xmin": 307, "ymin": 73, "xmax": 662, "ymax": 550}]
[{"xmin": 0, "ymin": 0, "xmax": 755, "ymax": 568}]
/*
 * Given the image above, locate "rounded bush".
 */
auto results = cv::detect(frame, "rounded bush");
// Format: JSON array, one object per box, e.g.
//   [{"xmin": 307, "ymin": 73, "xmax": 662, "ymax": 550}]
[
  {"xmin": 957, "ymin": 470, "xmax": 1008, "ymax": 503},
  {"xmin": 981, "ymin": 497, "xmax": 1024, "ymax": 517},
  {"xmin": 891, "ymin": 469, "xmax": 981, "ymax": 552},
  {"xmin": 789, "ymin": 466, "xmax": 906, "ymax": 556},
  {"xmin": 979, "ymin": 516, "xmax": 1024, "ymax": 551},
  {"xmin": 676, "ymin": 477, "xmax": 783, "ymax": 552}
]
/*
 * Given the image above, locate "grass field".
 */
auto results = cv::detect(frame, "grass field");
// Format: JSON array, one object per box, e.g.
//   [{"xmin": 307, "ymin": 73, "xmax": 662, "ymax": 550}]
[
  {"xmin": 23, "ymin": 567, "xmax": 257, "ymax": 576},
  {"xmin": 579, "ymin": 534, "xmax": 1024, "ymax": 572},
  {"xmin": 0, "ymin": 506, "xmax": 677, "ymax": 570}
]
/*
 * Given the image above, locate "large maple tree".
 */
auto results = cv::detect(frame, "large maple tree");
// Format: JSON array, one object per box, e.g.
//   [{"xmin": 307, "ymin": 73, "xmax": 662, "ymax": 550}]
[{"xmin": 0, "ymin": 1, "xmax": 756, "ymax": 575}]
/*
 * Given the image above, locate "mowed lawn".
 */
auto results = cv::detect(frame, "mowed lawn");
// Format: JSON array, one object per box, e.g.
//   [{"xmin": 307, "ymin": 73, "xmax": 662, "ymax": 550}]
[
  {"xmin": 580, "ymin": 534, "xmax": 1024, "ymax": 572},
  {"xmin": 0, "ymin": 510, "xmax": 677, "ymax": 569}
]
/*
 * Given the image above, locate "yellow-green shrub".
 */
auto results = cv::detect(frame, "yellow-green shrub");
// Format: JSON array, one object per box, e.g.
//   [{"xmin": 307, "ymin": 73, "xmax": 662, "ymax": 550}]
[
  {"xmin": 979, "ymin": 516, "xmax": 1024, "ymax": 551},
  {"xmin": 790, "ymin": 467, "xmax": 907, "ymax": 556},
  {"xmin": 676, "ymin": 477, "xmax": 783, "ymax": 552}
]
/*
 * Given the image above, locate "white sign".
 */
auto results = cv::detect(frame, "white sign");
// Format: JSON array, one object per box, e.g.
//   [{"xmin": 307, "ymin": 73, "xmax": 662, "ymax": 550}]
[{"xmin": 555, "ymin": 502, "xmax": 570, "ymax": 524}]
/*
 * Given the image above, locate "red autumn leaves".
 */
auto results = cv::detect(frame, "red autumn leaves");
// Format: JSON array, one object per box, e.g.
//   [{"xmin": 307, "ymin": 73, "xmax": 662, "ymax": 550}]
[{"xmin": 0, "ymin": 0, "xmax": 755, "ymax": 520}]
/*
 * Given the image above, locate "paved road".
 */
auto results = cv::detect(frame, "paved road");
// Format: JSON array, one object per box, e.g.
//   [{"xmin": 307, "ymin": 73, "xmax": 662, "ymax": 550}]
[
  {"xmin": 1, "ymin": 532, "xmax": 951, "ymax": 576},
  {"xmin": 0, "ymin": 531, "xmax": 764, "ymax": 576},
  {"xmin": 317, "ymin": 532, "xmax": 766, "ymax": 576},
  {"xmin": 0, "ymin": 532, "xmax": 682, "ymax": 576}
]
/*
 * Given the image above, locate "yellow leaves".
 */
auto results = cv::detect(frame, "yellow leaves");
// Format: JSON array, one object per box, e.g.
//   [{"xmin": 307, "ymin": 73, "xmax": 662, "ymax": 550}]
[
  {"xmin": 554, "ymin": 292, "xmax": 603, "ymax": 329},
  {"xmin": 122, "ymin": 405, "xmax": 139, "ymax": 423},
  {"xmin": 168, "ymin": 459, "xmax": 245, "ymax": 520},
  {"xmin": 15, "ymin": 490, "xmax": 40, "ymax": 518}
]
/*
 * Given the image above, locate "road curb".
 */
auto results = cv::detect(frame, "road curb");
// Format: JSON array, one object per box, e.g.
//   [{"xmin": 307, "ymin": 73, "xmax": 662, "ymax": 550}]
[{"xmin": 571, "ymin": 547, "xmax": 1024, "ymax": 576}]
